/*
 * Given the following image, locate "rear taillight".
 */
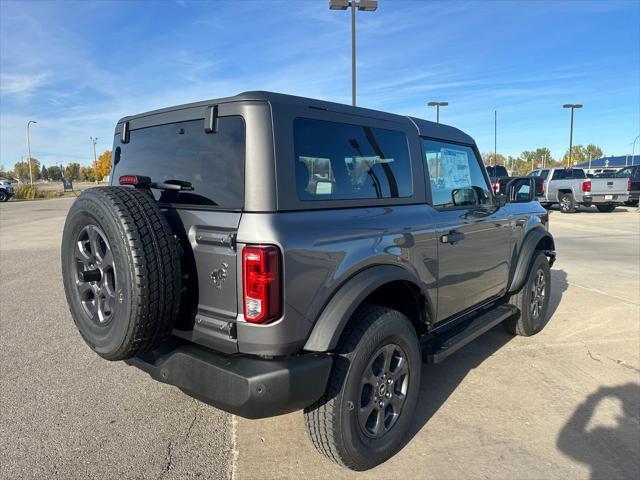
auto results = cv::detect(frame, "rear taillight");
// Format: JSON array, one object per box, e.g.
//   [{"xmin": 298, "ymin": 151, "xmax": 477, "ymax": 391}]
[
  {"xmin": 242, "ymin": 245, "xmax": 281, "ymax": 324},
  {"xmin": 581, "ymin": 180, "xmax": 591, "ymax": 193},
  {"xmin": 628, "ymin": 179, "xmax": 632, "ymax": 192},
  {"xmin": 492, "ymin": 181, "xmax": 500, "ymax": 194}
]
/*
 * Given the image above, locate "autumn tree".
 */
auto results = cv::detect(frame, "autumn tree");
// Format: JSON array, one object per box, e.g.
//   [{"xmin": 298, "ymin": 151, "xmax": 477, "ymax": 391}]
[
  {"xmin": 562, "ymin": 144, "xmax": 603, "ymax": 166},
  {"xmin": 14, "ymin": 158, "xmax": 41, "ymax": 181},
  {"xmin": 40, "ymin": 165, "xmax": 49, "ymax": 181},
  {"xmin": 95, "ymin": 150, "xmax": 112, "ymax": 180},
  {"xmin": 481, "ymin": 153, "xmax": 508, "ymax": 166},
  {"xmin": 64, "ymin": 162, "xmax": 81, "ymax": 180},
  {"xmin": 48, "ymin": 166, "xmax": 63, "ymax": 181},
  {"xmin": 79, "ymin": 166, "xmax": 95, "ymax": 182}
]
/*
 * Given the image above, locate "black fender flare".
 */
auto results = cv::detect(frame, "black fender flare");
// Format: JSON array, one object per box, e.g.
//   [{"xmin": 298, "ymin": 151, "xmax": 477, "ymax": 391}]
[
  {"xmin": 303, "ymin": 265, "xmax": 427, "ymax": 352},
  {"xmin": 508, "ymin": 228, "xmax": 555, "ymax": 293}
]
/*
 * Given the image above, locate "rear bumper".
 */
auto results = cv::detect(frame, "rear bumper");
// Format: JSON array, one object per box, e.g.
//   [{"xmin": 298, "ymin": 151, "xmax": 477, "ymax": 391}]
[
  {"xmin": 582, "ymin": 193, "xmax": 629, "ymax": 204},
  {"xmin": 126, "ymin": 340, "xmax": 332, "ymax": 419}
]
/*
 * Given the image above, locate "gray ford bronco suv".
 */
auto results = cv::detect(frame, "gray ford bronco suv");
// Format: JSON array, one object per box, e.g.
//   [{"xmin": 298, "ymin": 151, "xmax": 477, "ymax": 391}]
[{"xmin": 62, "ymin": 91, "xmax": 556, "ymax": 470}]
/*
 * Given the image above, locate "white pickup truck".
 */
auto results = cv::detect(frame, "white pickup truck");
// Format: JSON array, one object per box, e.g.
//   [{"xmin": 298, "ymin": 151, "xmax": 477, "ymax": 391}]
[{"xmin": 528, "ymin": 168, "xmax": 629, "ymax": 213}]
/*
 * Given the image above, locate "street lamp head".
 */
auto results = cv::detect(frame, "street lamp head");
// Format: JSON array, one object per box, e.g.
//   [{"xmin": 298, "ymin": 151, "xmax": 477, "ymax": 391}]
[
  {"xmin": 329, "ymin": 0, "xmax": 349, "ymax": 10},
  {"xmin": 563, "ymin": 104, "xmax": 583, "ymax": 109},
  {"xmin": 358, "ymin": 0, "xmax": 378, "ymax": 11},
  {"xmin": 428, "ymin": 101, "xmax": 448, "ymax": 107}
]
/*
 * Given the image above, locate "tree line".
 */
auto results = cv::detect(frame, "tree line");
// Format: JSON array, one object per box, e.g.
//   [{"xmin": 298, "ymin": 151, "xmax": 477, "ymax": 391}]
[
  {"xmin": 482, "ymin": 144, "xmax": 604, "ymax": 175},
  {"xmin": 1, "ymin": 151, "xmax": 112, "ymax": 183}
]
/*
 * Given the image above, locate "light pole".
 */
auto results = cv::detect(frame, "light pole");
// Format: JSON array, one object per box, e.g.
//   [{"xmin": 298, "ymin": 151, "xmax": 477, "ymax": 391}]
[
  {"xmin": 427, "ymin": 101, "xmax": 448, "ymax": 124},
  {"xmin": 563, "ymin": 104, "xmax": 582, "ymax": 167},
  {"xmin": 630, "ymin": 135, "xmax": 639, "ymax": 166},
  {"xmin": 26, "ymin": 120, "xmax": 37, "ymax": 185},
  {"xmin": 494, "ymin": 110, "xmax": 497, "ymax": 166},
  {"xmin": 90, "ymin": 136, "xmax": 98, "ymax": 182},
  {"xmin": 329, "ymin": 0, "xmax": 378, "ymax": 107}
]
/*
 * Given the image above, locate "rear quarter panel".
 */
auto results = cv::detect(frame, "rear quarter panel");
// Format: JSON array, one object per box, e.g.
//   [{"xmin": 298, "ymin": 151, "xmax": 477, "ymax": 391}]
[{"xmin": 235, "ymin": 205, "xmax": 438, "ymax": 355}]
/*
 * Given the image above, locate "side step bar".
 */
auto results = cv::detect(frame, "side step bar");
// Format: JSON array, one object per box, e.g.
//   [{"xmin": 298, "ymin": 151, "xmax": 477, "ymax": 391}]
[{"xmin": 423, "ymin": 305, "xmax": 518, "ymax": 364}]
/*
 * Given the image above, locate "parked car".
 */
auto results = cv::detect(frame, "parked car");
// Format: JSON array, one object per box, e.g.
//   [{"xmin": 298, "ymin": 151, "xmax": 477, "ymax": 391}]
[
  {"xmin": 486, "ymin": 165, "xmax": 544, "ymax": 198},
  {"xmin": 528, "ymin": 167, "xmax": 629, "ymax": 212},
  {"xmin": 61, "ymin": 91, "xmax": 556, "ymax": 470},
  {"xmin": 612, "ymin": 165, "xmax": 639, "ymax": 206},
  {"xmin": 0, "ymin": 178, "xmax": 14, "ymax": 202}
]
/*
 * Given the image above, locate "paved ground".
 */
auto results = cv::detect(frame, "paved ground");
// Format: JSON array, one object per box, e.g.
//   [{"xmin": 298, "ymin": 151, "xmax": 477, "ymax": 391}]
[{"xmin": 1, "ymin": 199, "xmax": 639, "ymax": 479}]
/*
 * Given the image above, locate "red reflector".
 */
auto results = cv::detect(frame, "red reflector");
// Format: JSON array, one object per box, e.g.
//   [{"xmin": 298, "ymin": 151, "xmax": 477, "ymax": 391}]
[
  {"xmin": 242, "ymin": 245, "xmax": 281, "ymax": 324},
  {"xmin": 581, "ymin": 180, "xmax": 591, "ymax": 193}
]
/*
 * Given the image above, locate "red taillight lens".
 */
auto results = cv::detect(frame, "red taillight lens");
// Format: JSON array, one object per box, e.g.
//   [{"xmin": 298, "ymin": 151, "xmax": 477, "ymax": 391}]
[
  {"xmin": 119, "ymin": 175, "xmax": 151, "ymax": 186},
  {"xmin": 628, "ymin": 179, "xmax": 632, "ymax": 192},
  {"xmin": 242, "ymin": 245, "xmax": 281, "ymax": 324},
  {"xmin": 582, "ymin": 180, "xmax": 591, "ymax": 192},
  {"xmin": 492, "ymin": 181, "xmax": 500, "ymax": 194}
]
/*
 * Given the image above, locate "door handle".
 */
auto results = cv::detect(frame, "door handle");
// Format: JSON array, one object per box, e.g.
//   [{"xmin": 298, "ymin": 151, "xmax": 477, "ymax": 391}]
[{"xmin": 440, "ymin": 230, "xmax": 465, "ymax": 245}]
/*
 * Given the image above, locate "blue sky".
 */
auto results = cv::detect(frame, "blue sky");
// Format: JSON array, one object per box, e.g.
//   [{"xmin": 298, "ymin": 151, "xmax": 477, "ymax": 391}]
[{"xmin": 1, "ymin": 0, "xmax": 639, "ymax": 169}]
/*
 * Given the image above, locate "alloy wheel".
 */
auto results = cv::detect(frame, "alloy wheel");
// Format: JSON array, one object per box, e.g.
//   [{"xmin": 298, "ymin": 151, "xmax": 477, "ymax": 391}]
[
  {"xmin": 74, "ymin": 224, "xmax": 117, "ymax": 324},
  {"xmin": 530, "ymin": 269, "xmax": 546, "ymax": 319},
  {"xmin": 358, "ymin": 343, "xmax": 410, "ymax": 438}
]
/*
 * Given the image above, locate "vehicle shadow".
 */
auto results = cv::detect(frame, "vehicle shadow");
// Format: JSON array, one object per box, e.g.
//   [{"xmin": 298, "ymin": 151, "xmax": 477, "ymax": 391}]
[
  {"xmin": 557, "ymin": 383, "xmax": 640, "ymax": 479},
  {"xmin": 576, "ymin": 206, "xmax": 632, "ymax": 214},
  {"xmin": 401, "ymin": 268, "xmax": 569, "ymax": 448}
]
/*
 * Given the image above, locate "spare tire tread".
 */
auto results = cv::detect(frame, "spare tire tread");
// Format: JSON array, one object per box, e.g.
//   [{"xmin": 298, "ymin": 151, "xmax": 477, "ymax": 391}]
[{"xmin": 63, "ymin": 187, "xmax": 181, "ymax": 360}]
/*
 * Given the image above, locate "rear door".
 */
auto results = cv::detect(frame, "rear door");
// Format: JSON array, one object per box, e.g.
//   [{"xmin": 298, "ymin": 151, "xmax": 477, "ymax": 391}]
[
  {"xmin": 422, "ymin": 139, "xmax": 512, "ymax": 322},
  {"xmin": 111, "ymin": 110, "xmax": 246, "ymax": 351}
]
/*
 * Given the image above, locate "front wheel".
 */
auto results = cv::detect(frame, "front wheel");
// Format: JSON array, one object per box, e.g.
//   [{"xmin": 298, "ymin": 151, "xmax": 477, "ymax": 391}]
[
  {"xmin": 304, "ymin": 306, "xmax": 421, "ymax": 471},
  {"xmin": 596, "ymin": 204, "xmax": 616, "ymax": 212},
  {"xmin": 0, "ymin": 191, "xmax": 7, "ymax": 202},
  {"xmin": 504, "ymin": 251, "xmax": 551, "ymax": 336}
]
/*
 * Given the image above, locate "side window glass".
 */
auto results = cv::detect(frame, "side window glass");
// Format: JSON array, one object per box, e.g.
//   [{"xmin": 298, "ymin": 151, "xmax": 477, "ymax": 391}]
[
  {"xmin": 294, "ymin": 118, "xmax": 413, "ymax": 200},
  {"xmin": 552, "ymin": 169, "xmax": 566, "ymax": 180},
  {"xmin": 539, "ymin": 170, "xmax": 549, "ymax": 180},
  {"xmin": 422, "ymin": 140, "xmax": 491, "ymax": 207}
]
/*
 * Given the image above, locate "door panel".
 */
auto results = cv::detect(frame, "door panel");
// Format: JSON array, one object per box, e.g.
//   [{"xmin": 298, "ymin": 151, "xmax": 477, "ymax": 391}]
[
  {"xmin": 434, "ymin": 207, "xmax": 511, "ymax": 320},
  {"xmin": 421, "ymin": 138, "xmax": 512, "ymax": 322}
]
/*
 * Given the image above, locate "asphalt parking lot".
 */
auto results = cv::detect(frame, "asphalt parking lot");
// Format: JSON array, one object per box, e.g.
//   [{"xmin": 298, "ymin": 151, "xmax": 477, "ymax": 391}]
[{"xmin": 1, "ymin": 198, "xmax": 638, "ymax": 479}]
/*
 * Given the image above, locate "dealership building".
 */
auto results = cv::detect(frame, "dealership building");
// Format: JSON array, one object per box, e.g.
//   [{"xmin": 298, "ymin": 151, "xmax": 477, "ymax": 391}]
[{"xmin": 574, "ymin": 155, "xmax": 639, "ymax": 174}]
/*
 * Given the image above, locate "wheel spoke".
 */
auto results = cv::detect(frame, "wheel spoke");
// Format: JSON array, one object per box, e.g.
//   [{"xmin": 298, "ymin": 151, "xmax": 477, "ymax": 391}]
[
  {"xmin": 88, "ymin": 226, "xmax": 103, "ymax": 261},
  {"xmin": 382, "ymin": 344, "xmax": 395, "ymax": 374},
  {"xmin": 374, "ymin": 407, "xmax": 386, "ymax": 438},
  {"xmin": 390, "ymin": 392, "xmax": 405, "ymax": 412},
  {"xmin": 358, "ymin": 401, "xmax": 376, "ymax": 428}
]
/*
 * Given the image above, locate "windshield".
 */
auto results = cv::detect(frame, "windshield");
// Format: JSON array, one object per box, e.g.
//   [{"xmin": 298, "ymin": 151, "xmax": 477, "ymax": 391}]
[
  {"xmin": 112, "ymin": 117, "xmax": 245, "ymax": 208},
  {"xmin": 615, "ymin": 167, "xmax": 635, "ymax": 178}
]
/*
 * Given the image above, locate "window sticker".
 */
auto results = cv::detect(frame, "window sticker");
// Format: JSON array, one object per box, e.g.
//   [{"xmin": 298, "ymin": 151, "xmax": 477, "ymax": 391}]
[{"xmin": 440, "ymin": 148, "xmax": 472, "ymax": 190}]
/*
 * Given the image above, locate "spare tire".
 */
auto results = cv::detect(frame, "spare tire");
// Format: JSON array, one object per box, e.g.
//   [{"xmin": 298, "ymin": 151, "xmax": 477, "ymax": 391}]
[{"xmin": 61, "ymin": 187, "xmax": 181, "ymax": 360}]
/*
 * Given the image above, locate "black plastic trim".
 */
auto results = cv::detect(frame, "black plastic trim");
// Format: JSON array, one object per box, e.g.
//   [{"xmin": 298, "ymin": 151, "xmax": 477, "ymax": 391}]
[
  {"xmin": 508, "ymin": 228, "xmax": 555, "ymax": 293},
  {"xmin": 125, "ymin": 339, "xmax": 332, "ymax": 419}
]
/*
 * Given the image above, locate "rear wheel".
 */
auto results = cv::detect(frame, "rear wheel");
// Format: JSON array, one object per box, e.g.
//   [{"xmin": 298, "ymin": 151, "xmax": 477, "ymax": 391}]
[
  {"xmin": 596, "ymin": 204, "xmax": 616, "ymax": 212},
  {"xmin": 0, "ymin": 191, "xmax": 7, "ymax": 202},
  {"xmin": 558, "ymin": 192, "xmax": 576, "ymax": 213},
  {"xmin": 504, "ymin": 251, "xmax": 551, "ymax": 336},
  {"xmin": 304, "ymin": 306, "xmax": 421, "ymax": 471}
]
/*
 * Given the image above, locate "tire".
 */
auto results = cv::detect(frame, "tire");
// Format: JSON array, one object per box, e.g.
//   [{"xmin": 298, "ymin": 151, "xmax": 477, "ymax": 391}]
[
  {"xmin": 504, "ymin": 251, "xmax": 551, "ymax": 336},
  {"xmin": 61, "ymin": 187, "xmax": 181, "ymax": 360},
  {"xmin": 596, "ymin": 204, "xmax": 616, "ymax": 213},
  {"xmin": 304, "ymin": 305, "xmax": 421, "ymax": 471},
  {"xmin": 0, "ymin": 191, "xmax": 7, "ymax": 202},
  {"xmin": 558, "ymin": 192, "xmax": 576, "ymax": 213}
]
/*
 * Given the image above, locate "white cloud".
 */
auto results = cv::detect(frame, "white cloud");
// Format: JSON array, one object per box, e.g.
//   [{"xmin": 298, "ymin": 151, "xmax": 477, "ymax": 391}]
[{"xmin": 0, "ymin": 73, "xmax": 50, "ymax": 97}]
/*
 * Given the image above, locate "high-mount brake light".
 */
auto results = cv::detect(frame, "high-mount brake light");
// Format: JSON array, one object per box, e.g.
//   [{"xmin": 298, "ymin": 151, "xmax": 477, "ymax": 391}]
[
  {"xmin": 242, "ymin": 245, "xmax": 282, "ymax": 324},
  {"xmin": 581, "ymin": 180, "xmax": 591, "ymax": 193},
  {"xmin": 119, "ymin": 175, "xmax": 151, "ymax": 186}
]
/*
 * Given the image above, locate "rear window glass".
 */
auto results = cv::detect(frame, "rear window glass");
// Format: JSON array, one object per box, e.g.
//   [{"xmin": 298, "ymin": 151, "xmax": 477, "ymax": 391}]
[
  {"xmin": 112, "ymin": 117, "xmax": 245, "ymax": 208},
  {"xmin": 485, "ymin": 165, "xmax": 508, "ymax": 177},
  {"xmin": 293, "ymin": 118, "xmax": 412, "ymax": 200},
  {"xmin": 551, "ymin": 169, "xmax": 585, "ymax": 180}
]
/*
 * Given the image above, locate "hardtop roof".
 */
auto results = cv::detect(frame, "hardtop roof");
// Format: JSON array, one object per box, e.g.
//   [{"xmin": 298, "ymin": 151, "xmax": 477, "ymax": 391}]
[{"xmin": 117, "ymin": 90, "xmax": 476, "ymax": 146}]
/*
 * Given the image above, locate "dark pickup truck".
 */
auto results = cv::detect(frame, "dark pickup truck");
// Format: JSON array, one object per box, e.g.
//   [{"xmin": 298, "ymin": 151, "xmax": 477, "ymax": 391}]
[{"xmin": 61, "ymin": 91, "xmax": 556, "ymax": 470}]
